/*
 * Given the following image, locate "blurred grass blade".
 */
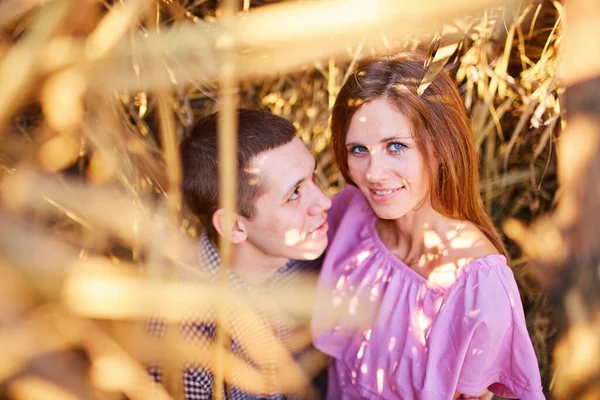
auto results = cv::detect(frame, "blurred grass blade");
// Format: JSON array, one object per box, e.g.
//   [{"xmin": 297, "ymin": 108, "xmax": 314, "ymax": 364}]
[{"xmin": 0, "ymin": 0, "xmax": 70, "ymax": 132}]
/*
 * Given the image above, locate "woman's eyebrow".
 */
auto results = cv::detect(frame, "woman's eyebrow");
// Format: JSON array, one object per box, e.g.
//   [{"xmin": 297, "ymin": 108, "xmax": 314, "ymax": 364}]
[
  {"xmin": 346, "ymin": 135, "xmax": 413, "ymax": 146},
  {"xmin": 380, "ymin": 135, "xmax": 413, "ymax": 142}
]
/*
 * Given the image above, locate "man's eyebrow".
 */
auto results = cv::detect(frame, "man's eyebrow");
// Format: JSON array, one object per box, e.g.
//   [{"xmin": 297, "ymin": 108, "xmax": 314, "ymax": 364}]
[{"xmin": 282, "ymin": 177, "xmax": 305, "ymax": 200}]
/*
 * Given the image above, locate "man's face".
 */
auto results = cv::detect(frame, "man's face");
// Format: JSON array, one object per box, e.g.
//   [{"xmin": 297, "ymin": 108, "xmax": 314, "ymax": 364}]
[{"xmin": 240, "ymin": 137, "xmax": 332, "ymax": 264}]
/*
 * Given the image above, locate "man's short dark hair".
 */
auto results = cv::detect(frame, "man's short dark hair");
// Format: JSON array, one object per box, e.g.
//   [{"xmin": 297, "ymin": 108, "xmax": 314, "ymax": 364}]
[{"xmin": 180, "ymin": 109, "xmax": 296, "ymax": 236}]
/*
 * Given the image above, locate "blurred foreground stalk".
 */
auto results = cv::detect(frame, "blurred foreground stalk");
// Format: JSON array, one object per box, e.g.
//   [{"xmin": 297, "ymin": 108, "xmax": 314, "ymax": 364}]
[{"xmin": 546, "ymin": 0, "xmax": 600, "ymax": 398}]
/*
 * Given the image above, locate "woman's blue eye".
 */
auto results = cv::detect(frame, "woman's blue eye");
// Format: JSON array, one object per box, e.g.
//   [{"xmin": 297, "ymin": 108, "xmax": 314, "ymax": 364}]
[
  {"xmin": 389, "ymin": 142, "xmax": 406, "ymax": 153},
  {"xmin": 349, "ymin": 145, "xmax": 368, "ymax": 154}
]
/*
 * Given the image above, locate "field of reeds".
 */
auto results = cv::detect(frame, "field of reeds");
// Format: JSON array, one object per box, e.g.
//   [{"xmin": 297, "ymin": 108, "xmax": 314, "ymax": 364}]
[{"xmin": 2, "ymin": 0, "xmax": 600, "ymax": 399}]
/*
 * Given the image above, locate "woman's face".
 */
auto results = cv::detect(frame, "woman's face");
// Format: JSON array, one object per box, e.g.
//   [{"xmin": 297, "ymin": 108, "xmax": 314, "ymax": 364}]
[{"xmin": 345, "ymin": 98, "xmax": 431, "ymax": 220}]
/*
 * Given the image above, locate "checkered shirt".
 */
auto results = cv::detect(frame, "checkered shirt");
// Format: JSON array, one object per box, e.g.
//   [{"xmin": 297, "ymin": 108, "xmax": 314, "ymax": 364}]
[{"xmin": 146, "ymin": 230, "xmax": 319, "ymax": 400}]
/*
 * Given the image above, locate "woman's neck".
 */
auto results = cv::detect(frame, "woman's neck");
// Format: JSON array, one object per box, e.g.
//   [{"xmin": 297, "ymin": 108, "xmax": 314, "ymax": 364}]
[{"xmin": 376, "ymin": 203, "xmax": 450, "ymax": 268}]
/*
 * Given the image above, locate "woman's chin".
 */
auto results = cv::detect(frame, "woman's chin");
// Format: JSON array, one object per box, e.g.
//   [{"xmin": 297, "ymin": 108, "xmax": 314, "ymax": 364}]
[{"xmin": 373, "ymin": 208, "xmax": 406, "ymax": 220}]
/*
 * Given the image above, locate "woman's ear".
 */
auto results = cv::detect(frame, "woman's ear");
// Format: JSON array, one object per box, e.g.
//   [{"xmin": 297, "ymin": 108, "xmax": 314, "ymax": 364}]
[{"xmin": 212, "ymin": 209, "xmax": 248, "ymax": 244}]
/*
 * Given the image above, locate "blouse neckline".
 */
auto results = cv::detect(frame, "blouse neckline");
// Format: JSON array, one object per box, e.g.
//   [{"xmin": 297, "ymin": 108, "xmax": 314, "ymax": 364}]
[{"xmin": 362, "ymin": 208, "xmax": 506, "ymax": 294}]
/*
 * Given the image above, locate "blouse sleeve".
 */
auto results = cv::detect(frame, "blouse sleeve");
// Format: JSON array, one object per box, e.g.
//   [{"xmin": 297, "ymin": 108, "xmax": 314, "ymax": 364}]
[{"xmin": 426, "ymin": 260, "xmax": 545, "ymax": 399}]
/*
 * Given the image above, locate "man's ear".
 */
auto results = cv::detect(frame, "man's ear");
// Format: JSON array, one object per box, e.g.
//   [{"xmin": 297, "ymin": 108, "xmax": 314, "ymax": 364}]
[{"xmin": 212, "ymin": 209, "xmax": 248, "ymax": 244}]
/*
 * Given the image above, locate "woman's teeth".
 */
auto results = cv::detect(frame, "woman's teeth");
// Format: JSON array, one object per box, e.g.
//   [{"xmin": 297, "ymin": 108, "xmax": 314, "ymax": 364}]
[{"xmin": 372, "ymin": 188, "xmax": 398, "ymax": 195}]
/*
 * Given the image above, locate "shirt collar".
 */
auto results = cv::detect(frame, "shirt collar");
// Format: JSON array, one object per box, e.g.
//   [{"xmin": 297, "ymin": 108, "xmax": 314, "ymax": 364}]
[{"xmin": 198, "ymin": 229, "xmax": 303, "ymax": 292}]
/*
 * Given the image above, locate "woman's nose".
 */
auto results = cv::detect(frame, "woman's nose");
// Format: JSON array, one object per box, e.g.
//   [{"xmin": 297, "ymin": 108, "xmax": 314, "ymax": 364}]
[{"xmin": 365, "ymin": 155, "xmax": 390, "ymax": 183}]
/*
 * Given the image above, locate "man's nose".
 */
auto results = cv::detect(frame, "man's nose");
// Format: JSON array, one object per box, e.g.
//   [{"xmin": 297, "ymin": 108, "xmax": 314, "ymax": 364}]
[{"xmin": 308, "ymin": 184, "xmax": 332, "ymax": 215}]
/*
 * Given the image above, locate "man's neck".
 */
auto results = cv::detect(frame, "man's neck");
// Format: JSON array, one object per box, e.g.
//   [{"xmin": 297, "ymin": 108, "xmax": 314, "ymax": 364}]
[{"xmin": 227, "ymin": 242, "xmax": 288, "ymax": 287}]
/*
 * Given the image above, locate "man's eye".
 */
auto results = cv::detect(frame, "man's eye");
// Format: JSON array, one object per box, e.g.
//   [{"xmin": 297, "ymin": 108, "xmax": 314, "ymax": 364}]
[
  {"xmin": 289, "ymin": 188, "xmax": 300, "ymax": 201},
  {"xmin": 389, "ymin": 142, "xmax": 407, "ymax": 153},
  {"xmin": 348, "ymin": 145, "xmax": 368, "ymax": 154}
]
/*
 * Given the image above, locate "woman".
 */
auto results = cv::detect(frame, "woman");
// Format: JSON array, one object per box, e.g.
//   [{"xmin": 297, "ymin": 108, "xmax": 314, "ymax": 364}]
[{"xmin": 311, "ymin": 53, "xmax": 544, "ymax": 399}]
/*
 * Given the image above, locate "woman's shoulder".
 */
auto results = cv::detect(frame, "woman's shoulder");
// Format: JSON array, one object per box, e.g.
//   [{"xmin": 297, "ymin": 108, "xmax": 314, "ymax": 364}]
[
  {"xmin": 420, "ymin": 217, "xmax": 514, "ymax": 294},
  {"xmin": 438, "ymin": 231, "xmax": 517, "ymax": 321},
  {"xmin": 436, "ymin": 219, "xmax": 501, "ymax": 268}
]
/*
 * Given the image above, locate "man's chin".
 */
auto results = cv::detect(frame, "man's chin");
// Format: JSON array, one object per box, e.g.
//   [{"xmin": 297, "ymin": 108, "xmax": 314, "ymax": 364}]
[{"xmin": 294, "ymin": 240, "xmax": 328, "ymax": 261}]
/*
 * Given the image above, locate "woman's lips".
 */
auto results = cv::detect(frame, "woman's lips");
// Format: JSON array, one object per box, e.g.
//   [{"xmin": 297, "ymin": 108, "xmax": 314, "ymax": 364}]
[{"xmin": 368, "ymin": 187, "xmax": 403, "ymax": 202}]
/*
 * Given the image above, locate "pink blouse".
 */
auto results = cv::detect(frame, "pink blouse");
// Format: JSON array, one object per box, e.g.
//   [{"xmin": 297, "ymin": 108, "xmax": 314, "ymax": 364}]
[{"xmin": 312, "ymin": 186, "xmax": 544, "ymax": 399}]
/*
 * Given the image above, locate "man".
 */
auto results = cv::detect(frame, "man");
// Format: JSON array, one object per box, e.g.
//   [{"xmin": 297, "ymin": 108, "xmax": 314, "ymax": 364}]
[
  {"xmin": 181, "ymin": 109, "xmax": 331, "ymax": 281},
  {"xmin": 148, "ymin": 109, "xmax": 331, "ymax": 399}
]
